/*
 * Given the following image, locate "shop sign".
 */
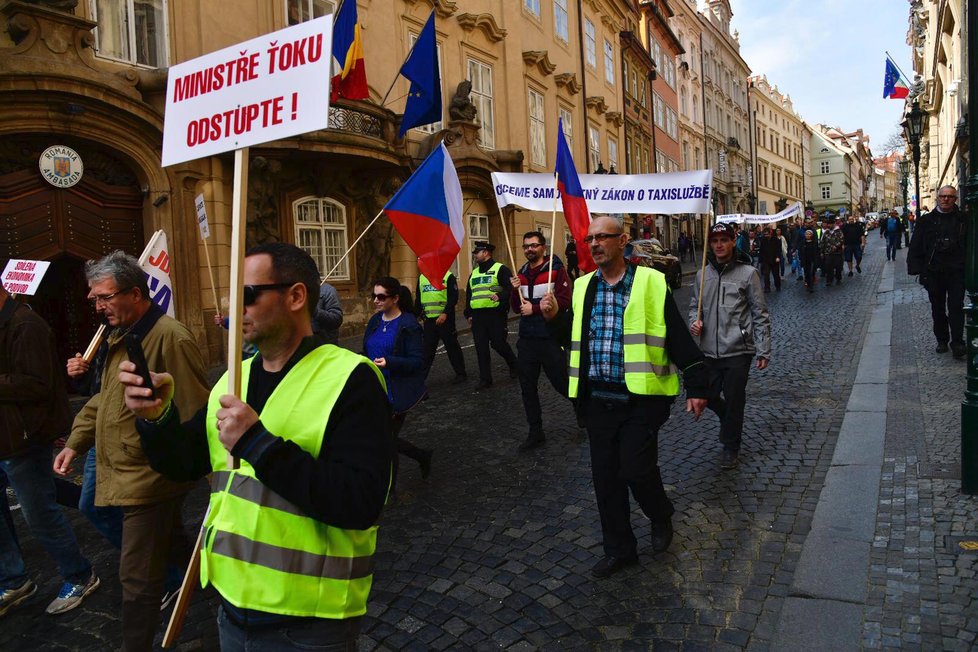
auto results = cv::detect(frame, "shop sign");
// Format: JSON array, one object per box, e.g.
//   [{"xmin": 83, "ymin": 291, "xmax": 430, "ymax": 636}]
[{"xmin": 38, "ymin": 146, "xmax": 83, "ymax": 188}]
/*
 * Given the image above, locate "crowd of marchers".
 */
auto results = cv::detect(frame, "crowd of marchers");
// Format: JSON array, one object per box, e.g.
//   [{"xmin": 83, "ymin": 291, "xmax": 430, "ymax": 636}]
[{"xmin": 0, "ymin": 184, "xmax": 965, "ymax": 650}]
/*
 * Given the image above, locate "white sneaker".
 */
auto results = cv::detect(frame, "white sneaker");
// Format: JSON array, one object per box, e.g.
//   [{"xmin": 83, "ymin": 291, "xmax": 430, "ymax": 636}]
[
  {"xmin": 0, "ymin": 580, "xmax": 37, "ymax": 617},
  {"xmin": 45, "ymin": 573, "xmax": 99, "ymax": 615}
]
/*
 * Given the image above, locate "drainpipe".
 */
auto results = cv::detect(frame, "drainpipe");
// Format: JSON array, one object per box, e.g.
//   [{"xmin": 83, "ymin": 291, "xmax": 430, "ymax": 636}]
[{"xmin": 577, "ymin": 0, "xmax": 591, "ymax": 172}]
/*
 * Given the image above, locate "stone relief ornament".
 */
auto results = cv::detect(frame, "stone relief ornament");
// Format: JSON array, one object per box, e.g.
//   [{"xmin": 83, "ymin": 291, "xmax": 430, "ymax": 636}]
[{"xmin": 448, "ymin": 81, "xmax": 478, "ymax": 122}]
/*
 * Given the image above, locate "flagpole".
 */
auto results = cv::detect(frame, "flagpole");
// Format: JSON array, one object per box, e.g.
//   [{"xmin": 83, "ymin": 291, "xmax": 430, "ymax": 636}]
[
  {"xmin": 201, "ymin": 231, "xmax": 221, "ymax": 317},
  {"xmin": 884, "ymin": 51, "xmax": 912, "ymax": 82},
  {"xmin": 696, "ymin": 211, "xmax": 713, "ymax": 323},
  {"xmin": 496, "ymin": 206, "xmax": 526, "ymax": 306},
  {"xmin": 324, "ymin": 209, "xmax": 384, "ymax": 282},
  {"xmin": 548, "ymin": 172, "xmax": 559, "ymax": 295},
  {"xmin": 380, "ymin": 12, "xmax": 427, "ymax": 108}
]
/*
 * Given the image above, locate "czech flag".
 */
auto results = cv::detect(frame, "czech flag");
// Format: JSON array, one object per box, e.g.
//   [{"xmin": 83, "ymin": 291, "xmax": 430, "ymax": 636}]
[
  {"xmin": 383, "ymin": 142, "xmax": 463, "ymax": 290},
  {"xmin": 330, "ymin": 0, "xmax": 368, "ymax": 102},
  {"xmin": 555, "ymin": 118, "xmax": 596, "ymax": 273},
  {"xmin": 883, "ymin": 56, "xmax": 908, "ymax": 99}
]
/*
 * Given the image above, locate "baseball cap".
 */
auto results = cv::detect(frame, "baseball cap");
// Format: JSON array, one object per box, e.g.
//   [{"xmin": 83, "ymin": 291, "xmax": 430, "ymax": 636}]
[{"xmin": 708, "ymin": 223, "xmax": 736, "ymax": 239}]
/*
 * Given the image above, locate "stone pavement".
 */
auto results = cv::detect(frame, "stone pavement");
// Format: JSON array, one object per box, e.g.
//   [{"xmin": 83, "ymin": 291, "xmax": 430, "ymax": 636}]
[{"xmin": 2, "ymin": 237, "xmax": 976, "ymax": 650}]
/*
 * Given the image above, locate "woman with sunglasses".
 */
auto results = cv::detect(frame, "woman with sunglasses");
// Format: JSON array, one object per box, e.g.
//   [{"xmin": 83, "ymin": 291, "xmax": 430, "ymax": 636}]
[{"xmin": 362, "ymin": 277, "xmax": 431, "ymax": 498}]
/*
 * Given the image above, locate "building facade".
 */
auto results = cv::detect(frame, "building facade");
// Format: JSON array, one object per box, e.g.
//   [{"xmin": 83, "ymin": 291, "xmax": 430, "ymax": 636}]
[
  {"xmin": 748, "ymin": 75, "xmax": 806, "ymax": 216},
  {"xmin": 810, "ymin": 126, "xmax": 854, "ymax": 216}
]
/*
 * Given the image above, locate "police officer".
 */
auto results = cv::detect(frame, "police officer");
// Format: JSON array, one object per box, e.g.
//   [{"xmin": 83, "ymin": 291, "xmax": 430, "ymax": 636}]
[
  {"xmin": 908, "ymin": 185, "xmax": 968, "ymax": 358},
  {"xmin": 465, "ymin": 241, "xmax": 518, "ymax": 390},
  {"xmin": 122, "ymin": 242, "xmax": 391, "ymax": 649},
  {"xmin": 415, "ymin": 266, "xmax": 467, "ymax": 382}
]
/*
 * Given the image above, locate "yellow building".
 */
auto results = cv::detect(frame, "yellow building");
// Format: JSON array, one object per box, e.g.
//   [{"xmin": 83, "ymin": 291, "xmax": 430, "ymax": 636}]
[
  {"xmin": 0, "ymin": 0, "xmax": 644, "ymax": 361},
  {"xmin": 748, "ymin": 75, "xmax": 806, "ymax": 216}
]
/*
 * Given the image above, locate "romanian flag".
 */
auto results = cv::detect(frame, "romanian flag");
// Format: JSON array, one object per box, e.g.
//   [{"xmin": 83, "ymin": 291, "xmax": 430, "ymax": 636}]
[
  {"xmin": 383, "ymin": 143, "xmax": 463, "ymax": 290},
  {"xmin": 883, "ymin": 56, "xmax": 909, "ymax": 99},
  {"xmin": 555, "ymin": 118, "xmax": 596, "ymax": 273},
  {"xmin": 330, "ymin": 0, "xmax": 368, "ymax": 102}
]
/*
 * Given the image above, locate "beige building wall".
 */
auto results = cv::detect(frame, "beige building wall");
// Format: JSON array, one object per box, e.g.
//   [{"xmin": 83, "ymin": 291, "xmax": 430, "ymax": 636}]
[{"xmin": 749, "ymin": 75, "xmax": 805, "ymax": 216}]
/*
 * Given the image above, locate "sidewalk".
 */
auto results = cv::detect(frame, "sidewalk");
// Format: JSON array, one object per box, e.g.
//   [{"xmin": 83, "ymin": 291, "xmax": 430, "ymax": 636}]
[{"xmin": 771, "ymin": 249, "xmax": 978, "ymax": 650}]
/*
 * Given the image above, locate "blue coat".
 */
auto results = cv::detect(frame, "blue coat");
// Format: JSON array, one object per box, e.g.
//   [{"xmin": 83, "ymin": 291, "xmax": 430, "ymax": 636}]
[{"xmin": 362, "ymin": 312, "xmax": 428, "ymax": 414}]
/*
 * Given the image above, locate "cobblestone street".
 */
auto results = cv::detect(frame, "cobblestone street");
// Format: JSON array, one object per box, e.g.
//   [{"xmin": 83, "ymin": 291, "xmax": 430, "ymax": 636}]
[{"xmin": 2, "ymin": 237, "xmax": 976, "ymax": 650}]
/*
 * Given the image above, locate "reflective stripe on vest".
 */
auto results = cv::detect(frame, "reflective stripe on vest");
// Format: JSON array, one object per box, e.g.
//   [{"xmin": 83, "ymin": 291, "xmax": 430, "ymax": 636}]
[
  {"xmin": 567, "ymin": 266, "xmax": 680, "ymax": 397},
  {"xmin": 419, "ymin": 272, "xmax": 451, "ymax": 318},
  {"xmin": 469, "ymin": 262, "xmax": 503, "ymax": 309},
  {"xmin": 201, "ymin": 346, "xmax": 387, "ymax": 619}
]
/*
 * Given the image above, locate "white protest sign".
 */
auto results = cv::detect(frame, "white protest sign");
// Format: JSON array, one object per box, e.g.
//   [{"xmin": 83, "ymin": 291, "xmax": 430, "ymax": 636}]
[
  {"xmin": 717, "ymin": 201, "xmax": 802, "ymax": 225},
  {"xmin": 2, "ymin": 259, "xmax": 51, "ymax": 295},
  {"xmin": 195, "ymin": 193, "xmax": 210, "ymax": 239},
  {"xmin": 162, "ymin": 16, "xmax": 333, "ymax": 166},
  {"xmin": 492, "ymin": 170, "xmax": 714, "ymax": 215}
]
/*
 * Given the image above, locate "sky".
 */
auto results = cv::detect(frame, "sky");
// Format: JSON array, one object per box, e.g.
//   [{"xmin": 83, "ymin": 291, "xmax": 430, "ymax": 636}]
[{"xmin": 730, "ymin": 0, "xmax": 911, "ymax": 154}]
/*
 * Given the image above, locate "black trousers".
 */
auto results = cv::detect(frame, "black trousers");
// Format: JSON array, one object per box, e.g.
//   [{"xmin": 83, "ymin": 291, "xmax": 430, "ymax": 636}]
[
  {"xmin": 760, "ymin": 261, "xmax": 781, "ymax": 290},
  {"xmin": 585, "ymin": 396, "xmax": 673, "ymax": 558},
  {"xmin": 802, "ymin": 258, "xmax": 818, "ymax": 288},
  {"xmin": 823, "ymin": 253, "xmax": 843, "ymax": 284},
  {"xmin": 422, "ymin": 316, "xmax": 466, "ymax": 376},
  {"xmin": 516, "ymin": 337, "xmax": 568, "ymax": 434},
  {"xmin": 391, "ymin": 413, "xmax": 428, "ymax": 490},
  {"xmin": 704, "ymin": 355, "xmax": 753, "ymax": 453},
  {"xmin": 470, "ymin": 311, "xmax": 516, "ymax": 383},
  {"xmin": 925, "ymin": 269, "xmax": 966, "ymax": 344}
]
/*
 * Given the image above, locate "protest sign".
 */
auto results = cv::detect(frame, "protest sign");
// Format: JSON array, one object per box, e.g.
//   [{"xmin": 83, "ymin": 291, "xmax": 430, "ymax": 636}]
[
  {"xmin": 1, "ymin": 259, "xmax": 51, "ymax": 295},
  {"xmin": 717, "ymin": 201, "xmax": 802, "ymax": 225},
  {"xmin": 195, "ymin": 193, "xmax": 210, "ymax": 239},
  {"xmin": 140, "ymin": 230, "xmax": 176, "ymax": 317},
  {"xmin": 162, "ymin": 16, "xmax": 333, "ymax": 166},
  {"xmin": 492, "ymin": 170, "xmax": 713, "ymax": 215}
]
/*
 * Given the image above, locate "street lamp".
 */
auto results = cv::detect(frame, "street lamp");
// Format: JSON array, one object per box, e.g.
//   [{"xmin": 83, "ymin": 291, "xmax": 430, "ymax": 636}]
[
  {"xmin": 899, "ymin": 157, "xmax": 909, "ymax": 218},
  {"xmin": 903, "ymin": 100, "xmax": 927, "ymax": 221}
]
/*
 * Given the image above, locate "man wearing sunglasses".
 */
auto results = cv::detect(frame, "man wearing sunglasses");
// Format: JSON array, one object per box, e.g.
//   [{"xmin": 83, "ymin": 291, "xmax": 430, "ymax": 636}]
[
  {"xmin": 121, "ymin": 243, "xmax": 391, "ymax": 649},
  {"xmin": 52, "ymin": 250, "xmax": 209, "ymax": 650},
  {"xmin": 540, "ymin": 215, "xmax": 709, "ymax": 579},
  {"xmin": 908, "ymin": 185, "xmax": 968, "ymax": 358}
]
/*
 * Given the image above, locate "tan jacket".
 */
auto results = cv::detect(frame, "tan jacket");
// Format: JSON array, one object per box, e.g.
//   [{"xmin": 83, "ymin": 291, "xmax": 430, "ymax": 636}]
[{"xmin": 66, "ymin": 305, "xmax": 209, "ymax": 506}]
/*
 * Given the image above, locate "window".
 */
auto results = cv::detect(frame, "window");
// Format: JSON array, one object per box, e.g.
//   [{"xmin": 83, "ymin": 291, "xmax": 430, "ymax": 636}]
[
  {"xmin": 559, "ymin": 107, "xmax": 573, "ymax": 149},
  {"xmin": 293, "ymin": 197, "xmax": 349, "ymax": 280},
  {"xmin": 410, "ymin": 32, "xmax": 443, "ymax": 133},
  {"xmin": 554, "ymin": 0, "xmax": 569, "ymax": 42},
  {"xmin": 524, "ymin": 0, "xmax": 540, "ymax": 17},
  {"xmin": 604, "ymin": 40, "xmax": 615, "ymax": 84},
  {"xmin": 588, "ymin": 125, "xmax": 601, "ymax": 171},
  {"xmin": 759, "ymin": 200, "xmax": 768, "ymax": 214},
  {"xmin": 820, "ymin": 184, "xmax": 831, "ymax": 200},
  {"xmin": 92, "ymin": 0, "xmax": 168, "ymax": 66},
  {"xmin": 680, "ymin": 87, "xmax": 688, "ymax": 117},
  {"xmin": 819, "ymin": 160, "xmax": 830, "ymax": 174},
  {"xmin": 467, "ymin": 59, "xmax": 495, "ymax": 149},
  {"xmin": 287, "ymin": 0, "xmax": 335, "ymax": 25},
  {"xmin": 584, "ymin": 18, "xmax": 596, "ymax": 67},
  {"xmin": 608, "ymin": 137, "xmax": 618, "ymax": 170},
  {"xmin": 624, "ymin": 137, "xmax": 632, "ymax": 173},
  {"xmin": 528, "ymin": 89, "xmax": 546, "ymax": 167},
  {"xmin": 469, "ymin": 214, "xmax": 490, "ymax": 240}
]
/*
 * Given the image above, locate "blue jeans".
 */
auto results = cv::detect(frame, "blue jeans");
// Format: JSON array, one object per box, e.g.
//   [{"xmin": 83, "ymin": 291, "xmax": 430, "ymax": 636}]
[
  {"xmin": 886, "ymin": 233, "xmax": 900, "ymax": 259},
  {"xmin": 79, "ymin": 447, "xmax": 123, "ymax": 549},
  {"xmin": 217, "ymin": 606, "xmax": 360, "ymax": 651},
  {"xmin": 0, "ymin": 445, "xmax": 91, "ymax": 589}
]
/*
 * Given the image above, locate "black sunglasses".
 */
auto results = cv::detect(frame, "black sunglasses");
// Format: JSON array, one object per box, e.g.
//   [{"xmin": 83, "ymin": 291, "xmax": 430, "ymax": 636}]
[
  {"xmin": 243, "ymin": 283, "xmax": 296, "ymax": 306},
  {"xmin": 372, "ymin": 293, "xmax": 392, "ymax": 300}
]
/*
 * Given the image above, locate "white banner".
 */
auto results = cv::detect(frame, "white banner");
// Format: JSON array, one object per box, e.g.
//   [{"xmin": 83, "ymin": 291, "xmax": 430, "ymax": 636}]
[
  {"xmin": 195, "ymin": 193, "xmax": 210, "ymax": 239},
  {"xmin": 1, "ymin": 259, "xmax": 51, "ymax": 296},
  {"xmin": 492, "ymin": 170, "xmax": 713, "ymax": 215},
  {"xmin": 140, "ymin": 231, "xmax": 176, "ymax": 317},
  {"xmin": 717, "ymin": 201, "xmax": 802, "ymax": 225},
  {"xmin": 162, "ymin": 16, "xmax": 333, "ymax": 166}
]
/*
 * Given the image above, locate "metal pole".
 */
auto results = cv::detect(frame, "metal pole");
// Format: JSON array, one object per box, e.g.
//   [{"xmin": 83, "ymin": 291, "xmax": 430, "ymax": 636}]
[{"xmin": 961, "ymin": 0, "xmax": 978, "ymax": 494}]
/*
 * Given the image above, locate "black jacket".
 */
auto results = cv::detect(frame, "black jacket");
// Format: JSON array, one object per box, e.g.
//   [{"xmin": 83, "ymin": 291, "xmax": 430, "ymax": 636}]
[{"xmin": 908, "ymin": 207, "xmax": 967, "ymax": 275}]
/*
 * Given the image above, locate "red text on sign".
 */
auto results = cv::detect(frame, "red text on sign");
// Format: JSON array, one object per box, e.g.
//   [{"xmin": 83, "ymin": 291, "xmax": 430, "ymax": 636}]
[
  {"xmin": 185, "ymin": 94, "xmax": 299, "ymax": 147},
  {"xmin": 172, "ymin": 52, "xmax": 261, "ymax": 103}
]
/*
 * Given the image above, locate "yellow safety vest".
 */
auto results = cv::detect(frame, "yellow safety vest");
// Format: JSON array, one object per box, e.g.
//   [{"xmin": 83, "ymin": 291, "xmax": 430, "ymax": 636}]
[
  {"xmin": 201, "ymin": 346, "xmax": 387, "ymax": 619},
  {"xmin": 419, "ymin": 272, "xmax": 452, "ymax": 319},
  {"xmin": 468, "ymin": 262, "xmax": 503, "ymax": 309},
  {"xmin": 568, "ymin": 266, "xmax": 680, "ymax": 398}
]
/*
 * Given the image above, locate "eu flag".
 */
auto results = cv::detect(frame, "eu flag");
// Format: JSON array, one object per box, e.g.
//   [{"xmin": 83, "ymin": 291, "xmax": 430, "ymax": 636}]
[{"xmin": 398, "ymin": 11, "xmax": 441, "ymax": 136}]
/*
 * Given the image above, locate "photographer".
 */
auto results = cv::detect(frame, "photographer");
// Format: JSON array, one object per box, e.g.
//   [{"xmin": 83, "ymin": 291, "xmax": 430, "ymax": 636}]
[{"xmin": 908, "ymin": 186, "xmax": 967, "ymax": 358}]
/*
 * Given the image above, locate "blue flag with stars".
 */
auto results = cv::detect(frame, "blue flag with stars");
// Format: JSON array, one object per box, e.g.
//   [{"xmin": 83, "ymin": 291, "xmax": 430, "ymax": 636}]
[{"xmin": 398, "ymin": 11, "xmax": 441, "ymax": 136}]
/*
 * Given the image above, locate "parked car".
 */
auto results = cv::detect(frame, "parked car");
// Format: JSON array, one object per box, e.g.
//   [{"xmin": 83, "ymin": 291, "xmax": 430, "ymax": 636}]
[{"xmin": 626, "ymin": 239, "xmax": 683, "ymax": 289}]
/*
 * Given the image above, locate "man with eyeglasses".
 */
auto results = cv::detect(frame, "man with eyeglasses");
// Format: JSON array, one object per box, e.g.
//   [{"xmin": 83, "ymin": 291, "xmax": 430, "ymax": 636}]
[
  {"xmin": 52, "ymin": 250, "xmax": 209, "ymax": 650},
  {"xmin": 540, "ymin": 215, "xmax": 709, "ymax": 578},
  {"xmin": 120, "ymin": 243, "xmax": 392, "ymax": 649},
  {"xmin": 908, "ymin": 185, "xmax": 968, "ymax": 358},
  {"xmin": 509, "ymin": 231, "xmax": 572, "ymax": 451},
  {"xmin": 465, "ymin": 241, "xmax": 518, "ymax": 390}
]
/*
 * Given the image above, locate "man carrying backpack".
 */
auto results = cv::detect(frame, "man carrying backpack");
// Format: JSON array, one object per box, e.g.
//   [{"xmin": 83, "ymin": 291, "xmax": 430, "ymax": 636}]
[{"xmin": 885, "ymin": 210, "xmax": 904, "ymax": 261}]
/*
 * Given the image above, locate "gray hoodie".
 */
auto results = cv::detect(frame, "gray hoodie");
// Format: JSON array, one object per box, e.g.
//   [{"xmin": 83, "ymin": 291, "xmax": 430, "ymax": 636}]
[{"xmin": 688, "ymin": 251, "xmax": 772, "ymax": 359}]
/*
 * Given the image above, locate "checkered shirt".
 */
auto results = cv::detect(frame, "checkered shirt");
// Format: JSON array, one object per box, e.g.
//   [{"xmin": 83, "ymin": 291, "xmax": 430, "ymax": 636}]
[{"xmin": 587, "ymin": 264, "xmax": 635, "ymax": 386}]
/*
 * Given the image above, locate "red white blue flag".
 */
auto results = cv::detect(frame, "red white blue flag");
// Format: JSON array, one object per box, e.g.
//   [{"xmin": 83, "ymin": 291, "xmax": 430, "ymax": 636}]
[
  {"xmin": 883, "ymin": 56, "xmax": 909, "ymax": 99},
  {"xmin": 383, "ymin": 142, "xmax": 463, "ymax": 290},
  {"xmin": 555, "ymin": 118, "xmax": 596, "ymax": 273}
]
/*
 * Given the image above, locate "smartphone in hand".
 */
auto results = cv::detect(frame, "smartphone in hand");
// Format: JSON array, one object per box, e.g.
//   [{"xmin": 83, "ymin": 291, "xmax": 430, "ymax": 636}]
[{"xmin": 124, "ymin": 333, "xmax": 156, "ymax": 399}]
